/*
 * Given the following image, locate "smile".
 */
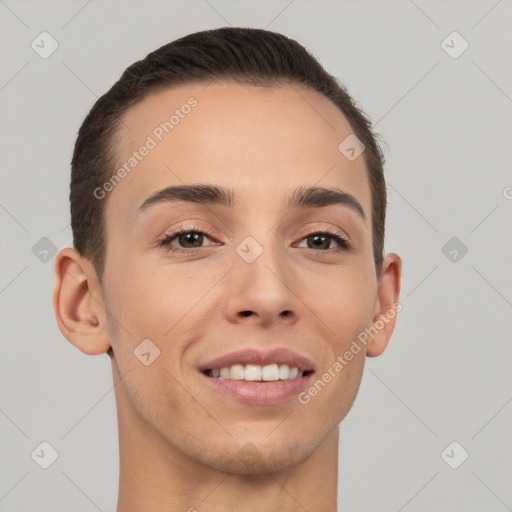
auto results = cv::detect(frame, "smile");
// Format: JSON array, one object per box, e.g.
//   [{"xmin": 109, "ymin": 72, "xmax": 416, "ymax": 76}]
[
  {"xmin": 203, "ymin": 363, "xmax": 313, "ymax": 381},
  {"xmin": 198, "ymin": 348, "xmax": 316, "ymax": 405}
]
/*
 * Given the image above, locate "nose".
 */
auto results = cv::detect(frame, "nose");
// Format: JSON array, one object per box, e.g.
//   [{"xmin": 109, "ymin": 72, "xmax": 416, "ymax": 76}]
[{"xmin": 223, "ymin": 240, "xmax": 299, "ymax": 328}]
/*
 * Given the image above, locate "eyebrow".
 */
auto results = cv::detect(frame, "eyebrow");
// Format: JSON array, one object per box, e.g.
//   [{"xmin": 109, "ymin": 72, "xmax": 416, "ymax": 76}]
[{"xmin": 137, "ymin": 184, "xmax": 366, "ymax": 222}]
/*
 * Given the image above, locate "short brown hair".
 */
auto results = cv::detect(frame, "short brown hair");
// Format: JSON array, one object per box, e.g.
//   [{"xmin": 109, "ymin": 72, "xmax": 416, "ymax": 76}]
[{"xmin": 70, "ymin": 27, "xmax": 387, "ymax": 281}]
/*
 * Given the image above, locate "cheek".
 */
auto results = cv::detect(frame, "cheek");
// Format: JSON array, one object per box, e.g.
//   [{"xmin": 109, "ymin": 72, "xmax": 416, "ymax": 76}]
[
  {"xmin": 302, "ymin": 266, "xmax": 375, "ymax": 347},
  {"xmin": 301, "ymin": 269, "xmax": 373, "ymax": 423},
  {"xmin": 105, "ymin": 258, "xmax": 223, "ymax": 381},
  {"xmin": 108, "ymin": 257, "xmax": 201, "ymax": 336}
]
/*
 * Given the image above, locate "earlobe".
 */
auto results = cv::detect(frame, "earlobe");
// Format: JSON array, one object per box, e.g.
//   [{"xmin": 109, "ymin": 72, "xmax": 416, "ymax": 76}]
[
  {"xmin": 366, "ymin": 253, "xmax": 402, "ymax": 358},
  {"xmin": 53, "ymin": 248, "xmax": 111, "ymax": 355}
]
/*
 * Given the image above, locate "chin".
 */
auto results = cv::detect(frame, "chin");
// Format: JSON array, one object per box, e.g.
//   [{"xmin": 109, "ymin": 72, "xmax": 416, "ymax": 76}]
[{"xmin": 192, "ymin": 436, "xmax": 321, "ymax": 475}]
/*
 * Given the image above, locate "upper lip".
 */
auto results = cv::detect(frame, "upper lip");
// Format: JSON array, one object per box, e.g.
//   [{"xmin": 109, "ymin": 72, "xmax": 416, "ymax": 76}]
[{"xmin": 199, "ymin": 348, "xmax": 315, "ymax": 372}]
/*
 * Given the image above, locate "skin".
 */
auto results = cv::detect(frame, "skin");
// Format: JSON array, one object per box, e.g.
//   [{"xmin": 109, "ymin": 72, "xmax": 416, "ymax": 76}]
[{"xmin": 54, "ymin": 81, "xmax": 401, "ymax": 511}]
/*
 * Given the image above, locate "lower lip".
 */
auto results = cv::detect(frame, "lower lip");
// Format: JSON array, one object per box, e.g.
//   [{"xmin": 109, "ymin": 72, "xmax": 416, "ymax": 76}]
[{"xmin": 200, "ymin": 372, "xmax": 315, "ymax": 405}]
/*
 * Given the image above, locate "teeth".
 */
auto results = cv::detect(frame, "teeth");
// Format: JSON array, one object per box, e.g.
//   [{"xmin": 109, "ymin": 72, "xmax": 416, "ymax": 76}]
[
  {"xmin": 230, "ymin": 364, "xmax": 245, "ymax": 380},
  {"xmin": 262, "ymin": 363, "xmax": 279, "ymax": 381},
  {"xmin": 244, "ymin": 364, "xmax": 262, "ymax": 381},
  {"xmin": 210, "ymin": 363, "xmax": 307, "ymax": 381},
  {"xmin": 278, "ymin": 363, "xmax": 289, "ymax": 380}
]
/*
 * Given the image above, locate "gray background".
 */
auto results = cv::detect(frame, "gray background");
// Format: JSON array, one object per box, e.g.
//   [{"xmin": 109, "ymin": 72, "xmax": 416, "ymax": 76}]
[{"xmin": 1, "ymin": 0, "xmax": 511, "ymax": 510}]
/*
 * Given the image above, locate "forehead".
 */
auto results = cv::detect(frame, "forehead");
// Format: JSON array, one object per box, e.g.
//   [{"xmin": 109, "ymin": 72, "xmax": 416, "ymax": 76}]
[{"xmin": 105, "ymin": 81, "xmax": 372, "ymax": 232}]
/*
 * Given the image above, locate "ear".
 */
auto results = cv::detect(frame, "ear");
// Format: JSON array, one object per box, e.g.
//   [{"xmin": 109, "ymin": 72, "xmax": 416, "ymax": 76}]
[
  {"xmin": 53, "ymin": 247, "xmax": 111, "ymax": 355},
  {"xmin": 366, "ymin": 253, "xmax": 402, "ymax": 357}
]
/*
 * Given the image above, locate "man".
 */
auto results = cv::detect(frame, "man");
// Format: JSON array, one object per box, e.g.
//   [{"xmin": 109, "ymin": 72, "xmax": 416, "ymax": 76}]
[{"xmin": 53, "ymin": 27, "xmax": 401, "ymax": 511}]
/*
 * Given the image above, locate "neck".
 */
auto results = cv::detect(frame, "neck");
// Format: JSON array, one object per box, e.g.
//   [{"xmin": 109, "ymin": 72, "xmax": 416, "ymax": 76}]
[{"xmin": 113, "ymin": 364, "xmax": 339, "ymax": 512}]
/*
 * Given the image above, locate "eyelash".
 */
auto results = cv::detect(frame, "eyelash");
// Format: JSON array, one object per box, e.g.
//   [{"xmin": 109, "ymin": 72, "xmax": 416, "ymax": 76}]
[{"xmin": 156, "ymin": 224, "xmax": 351, "ymax": 254}]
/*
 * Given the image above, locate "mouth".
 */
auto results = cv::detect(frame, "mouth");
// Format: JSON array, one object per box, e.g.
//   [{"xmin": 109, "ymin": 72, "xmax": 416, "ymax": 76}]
[
  {"xmin": 198, "ymin": 348, "xmax": 316, "ymax": 405},
  {"xmin": 201, "ymin": 364, "xmax": 314, "ymax": 381}
]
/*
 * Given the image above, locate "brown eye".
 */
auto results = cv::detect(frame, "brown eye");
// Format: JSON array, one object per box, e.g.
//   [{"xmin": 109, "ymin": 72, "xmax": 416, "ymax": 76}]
[
  {"xmin": 307, "ymin": 234, "xmax": 331, "ymax": 250},
  {"xmin": 175, "ymin": 232, "xmax": 205, "ymax": 249},
  {"xmin": 297, "ymin": 231, "xmax": 350, "ymax": 252},
  {"xmin": 157, "ymin": 225, "xmax": 217, "ymax": 253}
]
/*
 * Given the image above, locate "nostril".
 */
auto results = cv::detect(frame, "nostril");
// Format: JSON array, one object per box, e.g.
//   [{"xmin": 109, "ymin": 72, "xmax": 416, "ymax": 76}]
[{"xmin": 240, "ymin": 311, "xmax": 253, "ymax": 317}]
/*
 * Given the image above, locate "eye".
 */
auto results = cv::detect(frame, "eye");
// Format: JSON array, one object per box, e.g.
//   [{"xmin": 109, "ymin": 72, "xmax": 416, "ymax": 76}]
[
  {"xmin": 157, "ymin": 225, "xmax": 218, "ymax": 253},
  {"xmin": 296, "ymin": 229, "xmax": 351, "ymax": 252},
  {"xmin": 156, "ymin": 225, "xmax": 351, "ymax": 255}
]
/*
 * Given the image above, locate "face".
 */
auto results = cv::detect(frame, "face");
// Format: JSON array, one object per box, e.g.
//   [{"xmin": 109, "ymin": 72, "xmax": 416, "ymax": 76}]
[{"xmin": 100, "ymin": 81, "xmax": 384, "ymax": 473}]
